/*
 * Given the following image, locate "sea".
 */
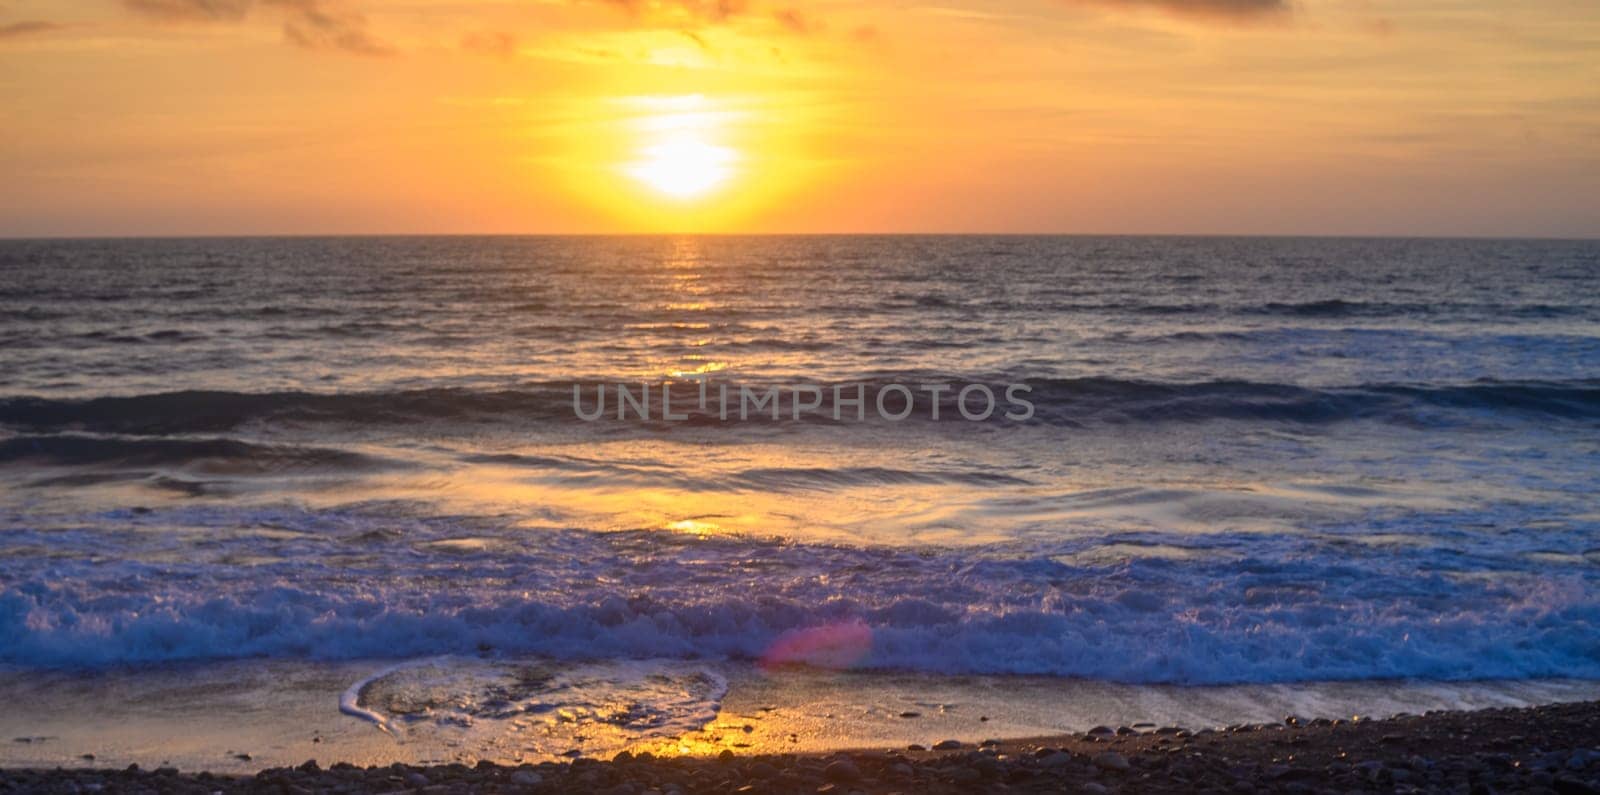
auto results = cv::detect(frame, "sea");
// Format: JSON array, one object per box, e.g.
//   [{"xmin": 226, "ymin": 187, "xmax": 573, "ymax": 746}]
[{"xmin": 1, "ymin": 235, "xmax": 1597, "ymax": 766}]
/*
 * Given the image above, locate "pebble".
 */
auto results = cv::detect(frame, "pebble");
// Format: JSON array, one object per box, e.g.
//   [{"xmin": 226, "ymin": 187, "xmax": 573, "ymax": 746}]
[
  {"xmin": 7, "ymin": 700, "xmax": 1600, "ymax": 795},
  {"xmin": 1039, "ymin": 751, "xmax": 1075, "ymax": 768},
  {"xmin": 946, "ymin": 767, "xmax": 980, "ymax": 783},
  {"xmin": 1092, "ymin": 751, "xmax": 1131, "ymax": 772},
  {"xmin": 823, "ymin": 760, "xmax": 860, "ymax": 783}
]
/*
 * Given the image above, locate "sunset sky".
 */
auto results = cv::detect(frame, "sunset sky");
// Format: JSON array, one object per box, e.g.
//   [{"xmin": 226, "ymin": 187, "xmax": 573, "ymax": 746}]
[{"xmin": 2, "ymin": 0, "xmax": 1597, "ymax": 236}]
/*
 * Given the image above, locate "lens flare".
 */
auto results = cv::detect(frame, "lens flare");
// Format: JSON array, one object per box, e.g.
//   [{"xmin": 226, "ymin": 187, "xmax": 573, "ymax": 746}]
[{"xmin": 759, "ymin": 620, "xmax": 874, "ymax": 671}]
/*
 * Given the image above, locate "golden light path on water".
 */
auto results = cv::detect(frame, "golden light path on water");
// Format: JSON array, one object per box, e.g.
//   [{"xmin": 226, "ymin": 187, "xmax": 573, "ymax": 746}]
[{"xmin": 242, "ymin": 236, "xmax": 1365, "ymax": 551}]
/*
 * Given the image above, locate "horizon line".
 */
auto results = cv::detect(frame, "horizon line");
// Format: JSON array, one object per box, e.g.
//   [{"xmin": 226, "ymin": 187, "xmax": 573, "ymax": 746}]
[{"xmin": 3, "ymin": 231, "xmax": 1598, "ymax": 243}]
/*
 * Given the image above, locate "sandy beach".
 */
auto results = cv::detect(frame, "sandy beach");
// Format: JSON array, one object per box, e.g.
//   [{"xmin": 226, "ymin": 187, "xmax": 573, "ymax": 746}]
[{"xmin": 6, "ymin": 699, "xmax": 1599, "ymax": 793}]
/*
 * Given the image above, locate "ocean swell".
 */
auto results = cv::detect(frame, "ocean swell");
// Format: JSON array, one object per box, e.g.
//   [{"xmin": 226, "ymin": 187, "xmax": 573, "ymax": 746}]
[{"xmin": 3, "ymin": 378, "xmax": 1597, "ymax": 435}]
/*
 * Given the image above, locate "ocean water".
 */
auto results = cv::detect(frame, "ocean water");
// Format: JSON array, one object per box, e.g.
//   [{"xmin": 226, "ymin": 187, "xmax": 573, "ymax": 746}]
[{"xmin": 1, "ymin": 236, "xmax": 1598, "ymax": 748}]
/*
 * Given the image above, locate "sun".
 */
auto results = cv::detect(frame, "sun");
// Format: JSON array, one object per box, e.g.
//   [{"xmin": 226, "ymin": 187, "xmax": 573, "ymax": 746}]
[
  {"xmin": 626, "ymin": 133, "xmax": 738, "ymax": 199},
  {"xmin": 617, "ymin": 95, "xmax": 741, "ymax": 201}
]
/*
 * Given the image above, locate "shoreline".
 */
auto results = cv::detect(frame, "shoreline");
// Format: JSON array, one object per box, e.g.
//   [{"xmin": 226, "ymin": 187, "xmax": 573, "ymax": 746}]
[
  {"xmin": 5, "ymin": 660, "xmax": 1597, "ymax": 775},
  {"xmin": 7, "ymin": 699, "xmax": 1598, "ymax": 793}
]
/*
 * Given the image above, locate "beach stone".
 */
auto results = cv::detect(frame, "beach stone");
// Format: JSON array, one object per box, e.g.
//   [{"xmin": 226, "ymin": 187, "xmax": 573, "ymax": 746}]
[
  {"xmin": 1083, "ymin": 783, "xmax": 1110, "ymax": 794},
  {"xmin": 509, "ymin": 770, "xmax": 543, "ymax": 786},
  {"xmin": 1093, "ymin": 752, "xmax": 1131, "ymax": 772},
  {"xmin": 404, "ymin": 772, "xmax": 430, "ymax": 788},
  {"xmin": 823, "ymin": 760, "xmax": 860, "ymax": 783},
  {"xmin": 932, "ymin": 740, "xmax": 963, "ymax": 751},
  {"xmin": 1354, "ymin": 761, "xmax": 1386, "ymax": 782},
  {"xmin": 946, "ymin": 767, "xmax": 981, "ymax": 783},
  {"xmin": 1039, "ymin": 751, "xmax": 1075, "ymax": 769}
]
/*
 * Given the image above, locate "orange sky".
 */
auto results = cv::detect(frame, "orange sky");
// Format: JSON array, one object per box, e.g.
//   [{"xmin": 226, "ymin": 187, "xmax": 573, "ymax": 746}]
[{"xmin": 1, "ymin": 0, "xmax": 1597, "ymax": 236}]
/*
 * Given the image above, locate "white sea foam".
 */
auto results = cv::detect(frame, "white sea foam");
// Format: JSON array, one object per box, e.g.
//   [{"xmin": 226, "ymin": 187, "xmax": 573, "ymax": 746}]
[
  {"xmin": 1, "ymin": 503, "xmax": 1595, "ymax": 684},
  {"xmin": 338, "ymin": 657, "xmax": 728, "ymax": 752}
]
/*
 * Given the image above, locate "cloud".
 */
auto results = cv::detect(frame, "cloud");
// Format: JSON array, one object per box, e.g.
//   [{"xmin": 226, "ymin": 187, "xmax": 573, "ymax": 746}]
[
  {"xmin": 1061, "ymin": 0, "xmax": 1289, "ymax": 23},
  {"xmin": 0, "ymin": 20, "xmax": 63, "ymax": 38},
  {"xmin": 122, "ymin": 0, "xmax": 251, "ymax": 22},
  {"xmin": 773, "ymin": 7, "xmax": 821, "ymax": 35},
  {"xmin": 123, "ymin": 0, "xmax": 391, "ymax": 55},
  {"xmin": 266, "ymin": 0, "xmax": 392, "ymax": 55},
  {"xmin": 588, "ymin": 0, "xmax": 749, "ymax": 26},
  {"xmin": 461, "ymin": 30, "xmax": 517, "ymax": 58}
]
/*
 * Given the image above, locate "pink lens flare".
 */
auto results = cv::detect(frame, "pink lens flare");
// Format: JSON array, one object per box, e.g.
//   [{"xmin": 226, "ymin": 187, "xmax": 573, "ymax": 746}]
[{"xmin": 759, "ymin": 620, "xmax": 874, "ymax": 671}]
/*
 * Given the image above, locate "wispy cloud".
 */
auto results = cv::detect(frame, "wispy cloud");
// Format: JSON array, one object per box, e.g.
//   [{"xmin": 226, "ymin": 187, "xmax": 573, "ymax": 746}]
[
  {"xmin": 266, "ymin": 0, "xmax": 391, "ymax": 56},
  {"xmin": 0, "ymin": 20, "xmax": 64, "ymax": 38},
  {"xmin": 1061, "ymin": 0, "xmax": 1289, "ymax": 24},
  {"xmin": 122, "ymin": 0, "xmax": 392, "ymax": 55},
  {"xmin": 589, "ymin": 0, "xmax": 749, "ymax": 25},
  {"xmin": 122, "ymin": 0, "xmax": 251, "ymax": 22},
  {"xmin": 773, "ymin": 7, "xmax": 821, "ymax": 35}
]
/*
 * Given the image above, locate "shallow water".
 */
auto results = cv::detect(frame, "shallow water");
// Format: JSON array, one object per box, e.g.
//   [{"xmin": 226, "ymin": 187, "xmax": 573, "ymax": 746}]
[{"xmin": 0, "ymin": 236, "xmax": 1597, "ymax": 746}]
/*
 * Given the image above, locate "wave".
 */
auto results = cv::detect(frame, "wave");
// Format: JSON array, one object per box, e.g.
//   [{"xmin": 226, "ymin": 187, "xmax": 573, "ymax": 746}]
[
  {"xmin": 868, "ymin": 296, "xmax": 1597, "ymax": 319},
  {"xmin": 0, "ymin": 514, "xmax": 1595, "ymax": 683},
  {"xmin": 3, "ymin": 378, "xmax": 1598, "ymax": 434},
  {"xmin": 1023, "ymin": 377, "xmax": 1600, "ymax": 425},
  {"xmin": 464, "ymin": 453, "xmax": 1031, "ymax": 491},
  {"xmin": 0, "ymin": 389, "xmax": 572, "ymax": 434},
  {"xmin": 0, "ymin": 434, "xmax": 392, "ymax": 474}
]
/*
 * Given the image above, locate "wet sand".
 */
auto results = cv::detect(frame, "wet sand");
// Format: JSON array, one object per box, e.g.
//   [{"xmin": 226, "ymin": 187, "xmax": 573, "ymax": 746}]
[
  {"xmin": 5, "ymin": 660, "xmax": 1599, "ymax": 775},
  {"xmin": 6, "ymin": 699, "xmax": 1600, "ymax": 793}
]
